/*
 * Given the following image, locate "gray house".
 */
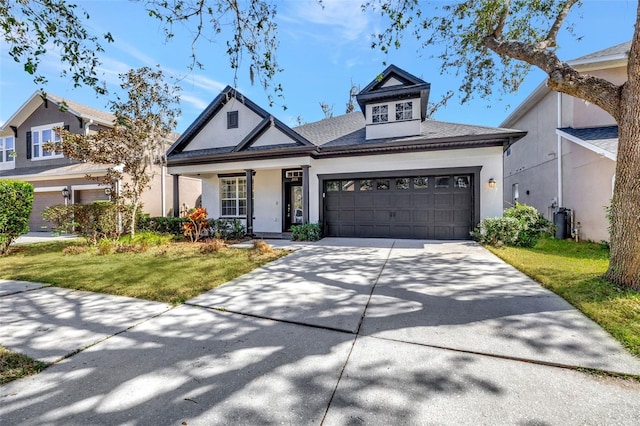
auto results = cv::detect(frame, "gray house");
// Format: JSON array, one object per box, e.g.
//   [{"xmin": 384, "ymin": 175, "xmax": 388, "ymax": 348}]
[
  {"xmin": 0, "ymin": 91, "xmax": 201, "ymax": 230},
  {"xmin": 167, "ymin": 65, "xmax": 525, "ymax": 239}
]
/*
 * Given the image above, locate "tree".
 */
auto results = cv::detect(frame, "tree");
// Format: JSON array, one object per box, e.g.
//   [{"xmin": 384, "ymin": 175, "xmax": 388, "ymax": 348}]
[
  {"xmin": 0, "ymin": 180, "xmax": 34, "ymax": 255},
  {"xmin": 1, "ymin": 1, "xmax": 281, "ymax": 102},
  {"xmin": 366, "ymin": 0, "xmax": 640, "ymax": 289},
  {"xmin": 319, "ymin": 102, "xmax": 334, "ymax": 118},
  {"xmin": 52, "ymin": 67, "xmax": 180, "ymax": 237}
]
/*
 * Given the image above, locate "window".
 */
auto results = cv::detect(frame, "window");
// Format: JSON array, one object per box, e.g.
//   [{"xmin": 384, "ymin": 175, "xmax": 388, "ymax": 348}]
[
  {"xmin": 359, "ymin": 179, "xmax": 373, "ymax": 191},
  {"xmin": 341, "ymin": 180, "xmax": 355, "ymax": 191},
  {"xmin": 376, "ymin": 179, "xmax": 390, "ymax": 190},
  {"xmin": 220, "ymin": 177, "xmax": 247, "ymax": 217},
  {"xmin": 454, "ymin": 176, "xmax": 470, "ymax": 188},
  {"xmin": 512, "ymin": 183, "xmax": 519, "ymax": 204},
  {"xmin": 0, "ymin": 136, "xmax": 15, "ymax": 164},
  {"xmin": 395, "ymin": 102, "xmax": 413, "ymax": 120},
  {"xmin": 372, "ymin": 105, "xmax": 388, "ymax": 123},
  {"xmin": 506, "ymin": 146, "xmax": 512, "ymax": 157},
  {"xmin": 31, "ymin": 123, "xmax": 64, "ymax": 160},
  {"xmin": 435, "ymin": 176, "xmax": 450, "ymax": 188},
  {"xmin": 326, "ymin": 181, "xmax": 340, "ymax": 192},
  {"xmin": 396, "ymin": 178, "xmax": 410, "ymax": 190},
  {"xmin": 413, "ymin": 177, "xmax": 428, "ymax": 189},
  {"xmin": 227, "ymin": 111, "xmax": 239, "ymax": 129}
]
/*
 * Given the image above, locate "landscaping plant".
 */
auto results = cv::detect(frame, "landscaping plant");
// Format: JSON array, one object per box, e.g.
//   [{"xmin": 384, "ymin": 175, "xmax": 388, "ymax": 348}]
[
  {"xmin": 183, "ymin": 207, "xmax": 210, "ymax": 242},
  {"xmin": 290, "ymin": 223, "xmax": 321, "ymax": 241},
  {"xmin": 0, "ymin": 180, "xmax": 33, "ymax": 255},
  {"xmin": 472, "ymin": 203, "xmax": 553, "ymax": 248}
]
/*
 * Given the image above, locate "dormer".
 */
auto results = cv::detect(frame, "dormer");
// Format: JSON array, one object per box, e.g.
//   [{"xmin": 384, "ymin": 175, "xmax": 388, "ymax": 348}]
[{"xmin": 356, "ymin": 65, "xmax": 430, "ymax": 140}]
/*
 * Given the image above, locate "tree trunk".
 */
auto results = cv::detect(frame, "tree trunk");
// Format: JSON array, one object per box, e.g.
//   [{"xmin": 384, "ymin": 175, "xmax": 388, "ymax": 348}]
[{"xmin": 605, "ymin": 91, "xmax": 640, "ymax": 290}]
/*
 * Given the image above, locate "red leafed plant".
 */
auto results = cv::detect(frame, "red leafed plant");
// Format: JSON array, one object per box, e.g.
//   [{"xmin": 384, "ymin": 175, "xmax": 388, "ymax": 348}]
[{"xmin": 183, "ymin": 207, "xmax": 210, "ymax": 242}]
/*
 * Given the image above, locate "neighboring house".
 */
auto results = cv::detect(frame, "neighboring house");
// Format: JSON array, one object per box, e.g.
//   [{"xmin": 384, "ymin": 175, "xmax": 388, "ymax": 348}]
[
  {"xmin": 167, "ymin": 65, "xmax": 525, "ymax": 240},
  {"xmin": 0, "ymin": 91, "xmax": 201, "ymax": 230},
  {"xmin": 501, "ymin": 41, "xmax": 627, "ymax": 242}
]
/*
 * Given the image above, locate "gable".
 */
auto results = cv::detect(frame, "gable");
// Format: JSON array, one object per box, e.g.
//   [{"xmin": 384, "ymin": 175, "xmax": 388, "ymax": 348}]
[
  {"xmin": 183, "ymin": 100, "xmax": 264, "ymax": 152},
  {"xmin": 381, "ymin": 76, "xmax": 404, "ymax": 88}
]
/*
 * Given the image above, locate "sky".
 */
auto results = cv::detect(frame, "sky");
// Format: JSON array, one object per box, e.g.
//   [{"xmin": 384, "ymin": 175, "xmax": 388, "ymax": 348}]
[{"xmin": 0, "ymin": 0, "xmax": 637, "ymax": 133}]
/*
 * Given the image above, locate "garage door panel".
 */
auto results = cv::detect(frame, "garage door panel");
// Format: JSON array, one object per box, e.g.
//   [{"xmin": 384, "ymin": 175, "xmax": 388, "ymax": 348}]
[{"xmin": 324, "ymin": 174, "xmax": 473, "ymax": 240}]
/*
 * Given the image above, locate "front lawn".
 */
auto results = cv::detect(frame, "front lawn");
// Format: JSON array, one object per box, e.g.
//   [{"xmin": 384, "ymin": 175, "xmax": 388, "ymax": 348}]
[
  {"xmin": 487, "ymin": 238, "xmax": 640, "ymax": 357},
  {"xmin": 1, "ymin": 240, "xmax": 286, "ymax": 305}
]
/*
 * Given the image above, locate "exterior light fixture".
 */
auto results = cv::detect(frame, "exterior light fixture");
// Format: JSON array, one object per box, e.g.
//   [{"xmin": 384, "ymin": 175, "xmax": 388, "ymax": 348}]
[
  {"xmin": 104, "ymin": 187, "xmax": 112, "ymax": 196},
  {"xmin": 488, "ymin": 178, "xmax": 497, "ymax": 189},
  {"xmin": 61, "ymin": 187, "xmax": 70, "ymax": 199}
]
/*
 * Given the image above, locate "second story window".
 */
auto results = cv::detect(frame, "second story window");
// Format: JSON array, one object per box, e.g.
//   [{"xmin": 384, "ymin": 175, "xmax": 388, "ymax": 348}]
[
  {"xmin": 30, "ymin": 123, "xmax": 64, "ymax": 160},
  {"xmin": 0, "ymin": 136, "xmax": 15, "ymax": 164},
  {"xmin": 372, "ymin": 105, "xmax": 388, "ymax": 123},
  {"xmin": 395, "ymin": 102, "xmax": 413, "ymax": 120}
]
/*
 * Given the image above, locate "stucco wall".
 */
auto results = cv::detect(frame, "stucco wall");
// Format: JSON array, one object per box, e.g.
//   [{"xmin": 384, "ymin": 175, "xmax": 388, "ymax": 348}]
[
  {"xmin": 180, "ymin": 146, "xmax": 504, "ymax": 234},
  {"xmin": 572, "ymin": 66, "xmax": 625, "ymax": 128}
]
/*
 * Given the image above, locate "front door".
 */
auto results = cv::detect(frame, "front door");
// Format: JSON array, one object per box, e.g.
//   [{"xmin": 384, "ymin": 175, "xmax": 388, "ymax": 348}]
[{"xmin": 284, "ymin": 182, "xmax": 303, "ymax": 231}]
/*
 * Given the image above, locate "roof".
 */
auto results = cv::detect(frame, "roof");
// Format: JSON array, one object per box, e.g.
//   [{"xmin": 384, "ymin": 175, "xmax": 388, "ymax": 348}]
[
  {"xmin": 167, "ymin": 86, "xmax": 313, "ymax": 156},
  {"xmin": 0, "ymin": 162, "xmax": 109, "ymax": 180},
  {"xmin": 556, "ymin": 126, "xmax": 618, "ymax": 160},
  {"xmin": 500, "ymin": 41, "xmax": 630, "ymax": 128},
  {"xmin": 0, "ymin": 91, "xmax": 116, "ymax": 134}
]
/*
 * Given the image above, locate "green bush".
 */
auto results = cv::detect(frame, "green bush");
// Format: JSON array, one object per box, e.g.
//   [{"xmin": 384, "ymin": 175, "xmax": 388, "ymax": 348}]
[
  {"xmin": 472, "ymin": 203, "xmax": 553, "ymax": 248},
  {"xmin": 42, "ymin": 201, "xmax": 120, "ymax": 244},
  {"xmin": 291, "ymin": 223, "xmax": 321, "ymax": 241},
  {"xmin": 209, "ymin": 218, "xmax": 246, "ymax": 240},
  {"xmin": 137, "ymin": 215, "xmax": 188, "ymax": 235},
  {"xmin": 0, "ymin": 180, "xmax": 34, "ymax": 255}
]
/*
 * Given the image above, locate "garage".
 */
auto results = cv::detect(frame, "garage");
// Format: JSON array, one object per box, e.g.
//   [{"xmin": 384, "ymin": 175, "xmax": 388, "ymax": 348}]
[
  {"xmin": 323, "ymin": 172, "xmax": 476, "ymax": 240},
  {"xmin": 31, "ymin": 192, "xmax": 63, "ymax": 230}
]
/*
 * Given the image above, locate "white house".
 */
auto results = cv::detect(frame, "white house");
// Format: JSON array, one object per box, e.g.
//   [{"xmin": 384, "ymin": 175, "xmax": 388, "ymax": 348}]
[{"xmin": 167, "ymin": 65, "xmax": 525, "ymax": 239}]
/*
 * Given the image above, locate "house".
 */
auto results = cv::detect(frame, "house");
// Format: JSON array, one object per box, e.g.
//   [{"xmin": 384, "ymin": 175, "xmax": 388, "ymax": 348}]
[
  {"xmin": 501, "ymin": 42, "xmax": 628, "ymax": 242},
  {"xmin": 166, "ymin": 65, "xmax": 525, "ymax": 240},
  {"xmin": 0, "ymin": 91, "xmax": 201, "ymax": 230}
]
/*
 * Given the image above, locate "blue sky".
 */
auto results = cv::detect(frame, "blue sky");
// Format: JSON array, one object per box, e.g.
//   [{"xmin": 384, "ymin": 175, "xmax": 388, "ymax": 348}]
[{"xmin": 0, "ymin": 0, "xmax": 637, "ymax": 133}]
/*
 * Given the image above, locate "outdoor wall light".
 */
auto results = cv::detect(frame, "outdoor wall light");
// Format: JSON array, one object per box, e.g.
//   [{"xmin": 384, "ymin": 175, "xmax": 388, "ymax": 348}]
[
  {"xmin": 61, "ymin": 187, "xmax": 71, "ymax": 199},
  {"xmin": 488, "ymin": 178, "xmax": 497, "ymax": 189},
  {"xmin": 104, "ymin": 187, "xmax": 112, "ymax": 196}
]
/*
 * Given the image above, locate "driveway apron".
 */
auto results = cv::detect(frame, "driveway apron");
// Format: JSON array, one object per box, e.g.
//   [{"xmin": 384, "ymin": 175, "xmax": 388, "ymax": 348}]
[{"xmin": 359, "ymin": 241, "xmax": 640, "ymax": 375}]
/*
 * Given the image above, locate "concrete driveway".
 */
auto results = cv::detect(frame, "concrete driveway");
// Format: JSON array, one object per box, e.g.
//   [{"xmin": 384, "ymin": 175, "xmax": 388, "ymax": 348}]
[{"xmin": 1, "ymin": 238, "xmax": 640, "ymax": 425}]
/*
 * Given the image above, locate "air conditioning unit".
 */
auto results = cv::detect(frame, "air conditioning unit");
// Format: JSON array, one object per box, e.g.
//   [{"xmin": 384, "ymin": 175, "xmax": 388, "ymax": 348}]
[{"xmin": 285, "ymin": 170, "xmax": 303, "ymax": 180}]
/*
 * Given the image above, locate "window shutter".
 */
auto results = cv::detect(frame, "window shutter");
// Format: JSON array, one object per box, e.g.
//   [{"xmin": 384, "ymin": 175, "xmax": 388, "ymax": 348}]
[{"xmin": 26, "ymin": 131, "xmax": 32, "ymax": 159}]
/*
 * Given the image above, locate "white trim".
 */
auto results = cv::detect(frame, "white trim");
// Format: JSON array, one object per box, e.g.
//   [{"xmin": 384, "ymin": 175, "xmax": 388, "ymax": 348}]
[
  {"xmin": 555, "ymin": 129, "xmax": 617, "ymax": 161},
  {"xmin": 70, "ymin": 184, "xmax": 109, "ymax": 191},
  {"xmin": 31, "ymin": 122, "xmax": 65, "ymax": 161},
  {"xmin": 557, "ymin": 93, "xmax": 563, "ymax": 208},
  {"xmin": 0, "ymin": 169, "xmax": 108, "ymax": 182},
  {"xmin": 34, "ymin": 186, "xmax": 67, "ymax": 193}
]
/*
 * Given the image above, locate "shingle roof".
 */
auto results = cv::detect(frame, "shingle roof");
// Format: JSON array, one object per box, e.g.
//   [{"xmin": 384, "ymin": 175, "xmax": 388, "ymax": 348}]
[
  {"xmin": 292, "ymin": 112, "xmax": 523, "ymax": 150},
  {"xmin": 46, "ymin": 93, "xmax": 116, "ymax": 125},
  {"xmin": 0, "ymin": 162, "xmax": 109, "ymax": 178},
  {"xmin": 571, "ymin": 41, "xmax": 631, "ymax": 62},
  {"xmin": 558, "ymin": 126, "xmax": 618, "ymax": 156}
]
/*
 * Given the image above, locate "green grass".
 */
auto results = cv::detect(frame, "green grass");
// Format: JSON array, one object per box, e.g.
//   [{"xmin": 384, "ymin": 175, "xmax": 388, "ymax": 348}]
[
  {"xmin": 1, "ymin": 240, "xmax": 286, "ymax": 305},
  {"xmin": 486, "ymin": 238, "xmax": 640, "ymax": 357},
  {"xmin": 0, "ymin": 346, "xmax": 48, "ymax": 384}
]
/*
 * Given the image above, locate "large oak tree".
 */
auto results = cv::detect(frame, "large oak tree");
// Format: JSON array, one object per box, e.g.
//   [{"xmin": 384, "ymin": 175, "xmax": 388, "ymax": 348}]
[{"xmin": 365, "ymin": 0, "xmax": 639, "ymax": 290}]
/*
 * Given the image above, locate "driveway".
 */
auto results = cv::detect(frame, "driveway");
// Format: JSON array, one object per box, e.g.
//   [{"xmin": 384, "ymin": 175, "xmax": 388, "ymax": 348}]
[{"xmin": 1, "ymin": 239, "xmax": 640, "ymax": 425}]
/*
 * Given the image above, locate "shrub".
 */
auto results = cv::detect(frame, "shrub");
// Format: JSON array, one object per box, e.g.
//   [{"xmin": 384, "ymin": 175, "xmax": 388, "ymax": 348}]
[
  {"xmin": 0, "ymin": 180, "xmax": 34, "ymax": 255},
  {"xmin": 209, "ymin": 218, "xmax": 246, "ymax": 240},
  {"xmin": 63, "ymin": 245, "xmax": 89, "ymax": 255},
  {"xmin": 43, "ymin": 201, "xmax": 120, "ymax": 244},
  {"xmin": 137, "ymin": 215, "xmax": 188, "ymax": 235},
  {"xmin": 184, "ymin": 207, "xmax": 210, "ymax": 242},
  {"xmin": 253, "ymin": 239, "xmax": 273, "ymax": 254},
  {"xmin": 124, "ymin": 231, "xmax": 173, "ymax": 247},
  {"xmin": 200, "ymin": 238, "xmax": 226, "ymax": 254},
  {"xmin": 291, "ymin": 223, "xmax": 321, "ymax": 241},
  {"xmin": 472, "ymin": 203, "xmax": 553, "ymax": 248},
  {"xmin": 97, "ymin": 239, "xmax": 114, "ymax": 255}
]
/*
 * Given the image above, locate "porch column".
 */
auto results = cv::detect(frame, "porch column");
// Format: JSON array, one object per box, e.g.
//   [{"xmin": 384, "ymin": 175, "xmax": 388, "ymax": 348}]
[
  {"xmin": 173, "ymin": 174, "xmax": 180, "ymax": 217},
  {"xmin": 301, "ymin": 165, "xmax": 310, "ymax": 224},
  {"xmin": 245, "ymin": 169, "xmax": 254, "ymax": 236}
]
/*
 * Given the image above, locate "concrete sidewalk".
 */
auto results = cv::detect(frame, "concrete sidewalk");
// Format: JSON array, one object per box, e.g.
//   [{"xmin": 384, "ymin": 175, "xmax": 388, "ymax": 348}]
[{"xmin": 2, "ymin": 239, "xmax": 640, "ymax": 425}]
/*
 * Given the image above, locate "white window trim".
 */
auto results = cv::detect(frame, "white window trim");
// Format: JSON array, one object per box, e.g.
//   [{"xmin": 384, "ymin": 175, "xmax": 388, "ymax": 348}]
[
  {"xmin": 31, "ymin": 122, "xmax": 65, "ymax": 161},
  {"xmin": 0, "ymin": 135, "xmax": 16, "ymax": 169},
  {"xmin": 220, "ymin": 176, "xmax": 247, "ymax": 217}
]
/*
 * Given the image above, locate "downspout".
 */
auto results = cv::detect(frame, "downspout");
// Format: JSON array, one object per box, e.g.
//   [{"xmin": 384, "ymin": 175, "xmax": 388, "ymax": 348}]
[
  {"xmin": 161, "ymin": 165, "xmax": 166, "ymax": 217},
  {"xmin": 557, "ymin": 92, "xmax": 563, "ymax": 208}
]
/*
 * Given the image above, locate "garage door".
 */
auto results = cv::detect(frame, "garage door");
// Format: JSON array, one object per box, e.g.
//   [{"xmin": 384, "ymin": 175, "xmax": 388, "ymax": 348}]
[
  {"xmin": 324, "ymin": 174, "xmax": 474, "ymax": 239},
  {"xmin": 31, "ymin": 192, "xmax": 62, "ymax": 230}
]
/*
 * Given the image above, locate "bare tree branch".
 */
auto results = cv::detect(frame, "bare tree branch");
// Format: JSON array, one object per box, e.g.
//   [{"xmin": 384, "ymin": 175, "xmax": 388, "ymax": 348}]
[
  {"xmin": 493, "ymin": 0, "xmax": 511, "ymax": 39},
  {"xmin": 539, "ymin": 0, "xmax": 579, "ymax": 48}
]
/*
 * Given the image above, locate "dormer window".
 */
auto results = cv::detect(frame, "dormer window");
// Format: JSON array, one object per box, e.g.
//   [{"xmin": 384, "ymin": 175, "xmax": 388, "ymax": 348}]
[
  {"xmin": 372, "ymin": 105, "xmax": 388, "ymax": 123},
  {"xmin": 395, "ymin": 102, "xmax": 413, "ymax": 121}
]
